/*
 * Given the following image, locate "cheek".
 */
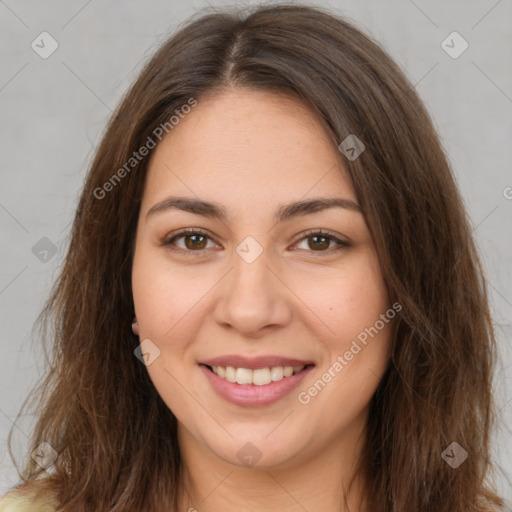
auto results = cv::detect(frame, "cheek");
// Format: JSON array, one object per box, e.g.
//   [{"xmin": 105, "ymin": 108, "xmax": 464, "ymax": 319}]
[
  {"xmin": 297, "ymin": 250, "xmax": 390, "ymax": 347},
  {"xmin": 131, "ymin": 250, "xmax": 204, "ymax": 415},
  {"xmin": 132, "ymin": 248, "xmax": 213, "ymax": 341},
  {"xmin": 294, "ymin": 251, "xmax": 391, "ymax": 405}
]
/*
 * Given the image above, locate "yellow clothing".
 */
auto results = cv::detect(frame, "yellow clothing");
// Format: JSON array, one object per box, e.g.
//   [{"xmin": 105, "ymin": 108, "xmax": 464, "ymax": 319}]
[{"xmin": 0, "ymin": 489, "xmax": 56, "ymax": 512}]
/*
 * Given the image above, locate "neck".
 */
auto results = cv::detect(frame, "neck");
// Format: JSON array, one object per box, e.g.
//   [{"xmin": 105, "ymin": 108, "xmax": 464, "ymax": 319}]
[{"xmin": 176, "ymin": 417, "xmax": 369, "ymax": 512}]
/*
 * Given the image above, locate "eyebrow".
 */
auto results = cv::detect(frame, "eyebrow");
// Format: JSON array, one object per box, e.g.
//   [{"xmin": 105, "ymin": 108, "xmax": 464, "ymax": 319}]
[{"xmin": 146, "ymin": 195, "xmax": 362, "ymax": 224}]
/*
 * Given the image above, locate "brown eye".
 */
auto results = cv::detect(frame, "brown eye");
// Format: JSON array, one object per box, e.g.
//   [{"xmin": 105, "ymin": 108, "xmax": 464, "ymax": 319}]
[
  {"xmin": 162, "ymin": 229, "xmax": 217, "ymax": 252},
  {"xmin": 307, "ymin": 234, "xmax": 331, "ymax": 251},
  {"xmin": 183, "ymin": 233, "xmax": 208, "ymax": 250},
  {"xmin": 162, "ymin": 228, "xmax": 350, "ymax": 255},
  {"xmin": 294, "ymin": 230, "xmax": 350, "ymax": 252}
]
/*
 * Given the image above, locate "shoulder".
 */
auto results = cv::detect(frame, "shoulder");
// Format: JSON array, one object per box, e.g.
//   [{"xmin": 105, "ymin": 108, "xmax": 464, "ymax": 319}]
[{"xmin": 0, "ymin": 484, "xmax": 56, "ymax": 512}]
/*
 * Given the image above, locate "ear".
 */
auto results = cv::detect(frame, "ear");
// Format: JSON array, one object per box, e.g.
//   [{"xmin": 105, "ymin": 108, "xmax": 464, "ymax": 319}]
[{"xmin": 132, "ymin": 317, "xmax": 139, "ymax": 336}]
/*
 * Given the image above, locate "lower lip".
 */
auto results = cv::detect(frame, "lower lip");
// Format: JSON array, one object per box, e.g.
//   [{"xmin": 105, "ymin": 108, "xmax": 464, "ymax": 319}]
[{"xmin": 199, "ymin": 364, "xmax": 314, "ymax": 407}]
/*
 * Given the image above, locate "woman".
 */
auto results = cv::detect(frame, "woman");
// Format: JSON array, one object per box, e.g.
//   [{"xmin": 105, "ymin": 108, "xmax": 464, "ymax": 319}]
[{"xmin": 0, "ymin": 4, "xmax": 506, "ymax": 511}]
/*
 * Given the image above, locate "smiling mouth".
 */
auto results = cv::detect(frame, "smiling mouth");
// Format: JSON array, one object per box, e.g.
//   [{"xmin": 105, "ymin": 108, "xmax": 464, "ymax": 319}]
[{"xmin": 204, "ymin": 364, "xmax": 314, "ymax": 386}]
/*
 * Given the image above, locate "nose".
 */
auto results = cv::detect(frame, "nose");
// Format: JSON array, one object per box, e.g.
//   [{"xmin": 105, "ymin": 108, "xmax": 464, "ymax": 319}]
[{"xmin": 212, "ymin": 243, "xmax": 292, "ymax": 337}]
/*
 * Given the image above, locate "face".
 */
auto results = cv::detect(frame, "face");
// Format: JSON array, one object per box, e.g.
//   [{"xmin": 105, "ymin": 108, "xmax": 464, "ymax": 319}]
[{"xmin": 131, "ymin": 88, "xmax": 394, "ymax": 470}]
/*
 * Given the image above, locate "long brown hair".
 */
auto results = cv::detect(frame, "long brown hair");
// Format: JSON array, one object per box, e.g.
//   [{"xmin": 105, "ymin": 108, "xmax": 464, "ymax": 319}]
[{"xmin": 6, "ymin": 4, "xmax": 504, "ymax": 511}]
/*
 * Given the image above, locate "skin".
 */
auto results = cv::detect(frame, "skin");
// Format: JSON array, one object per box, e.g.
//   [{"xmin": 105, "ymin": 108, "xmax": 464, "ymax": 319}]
[{"xmin": 131, "ymin": 88, "xmax": 394, "ymax": 512}]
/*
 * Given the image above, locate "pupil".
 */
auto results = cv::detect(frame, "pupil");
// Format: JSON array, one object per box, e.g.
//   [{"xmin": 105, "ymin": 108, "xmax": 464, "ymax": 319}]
[
  {"xmin": 184, "ymin": 234, "xmax": 330, "ymax": 251},
  {"xmin": 187, "ymin": 235, "xmax": 205, "ymax": 249},
  {"xmin": 310, "ymin": 235, "xmax": 328, "ymax": 250}
]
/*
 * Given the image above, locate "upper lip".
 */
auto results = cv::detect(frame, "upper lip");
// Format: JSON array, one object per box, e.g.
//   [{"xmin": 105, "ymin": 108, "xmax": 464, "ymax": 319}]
[{"xmin": 199, "ymin": 355, "xmax": 315, "ymax": 369}]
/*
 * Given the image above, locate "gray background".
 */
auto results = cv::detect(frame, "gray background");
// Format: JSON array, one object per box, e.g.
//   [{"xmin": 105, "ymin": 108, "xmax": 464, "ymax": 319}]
[{"xmin": 1, "ymin": 0, "xmax": 511, "ymax": 503}]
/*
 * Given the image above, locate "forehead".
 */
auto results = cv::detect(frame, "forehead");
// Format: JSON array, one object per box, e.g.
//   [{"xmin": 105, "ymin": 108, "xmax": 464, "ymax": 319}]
[{"xmin": 142, "ymin": 89, "xmax": 356, "ymax": 209}]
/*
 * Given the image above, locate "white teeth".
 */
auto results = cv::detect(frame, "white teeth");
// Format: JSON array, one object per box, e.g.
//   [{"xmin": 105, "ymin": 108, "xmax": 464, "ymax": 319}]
[
  {"xmin": 225, "ymin": 366, "xmax": 236, "ymax": 383},
  {"xmin": 252, "ymin": 368, "xmax": 272, "ymax": 386},
  {"xmin": 271, "ymin": 366, "xmax": 284, "ymax": 381},
  {"xmin": 236, "ymin": 368, "xmax": 253, "ymax": 385},
  {"xmin": 210, "ymin": 365, "xmax": 306, "ymax": 385}
]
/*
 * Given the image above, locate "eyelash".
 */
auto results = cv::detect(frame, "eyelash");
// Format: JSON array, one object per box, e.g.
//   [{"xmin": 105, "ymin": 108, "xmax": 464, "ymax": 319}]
[{"xmin": 161, "ymin": 228, "xmax": 351, "ymax": 255}]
